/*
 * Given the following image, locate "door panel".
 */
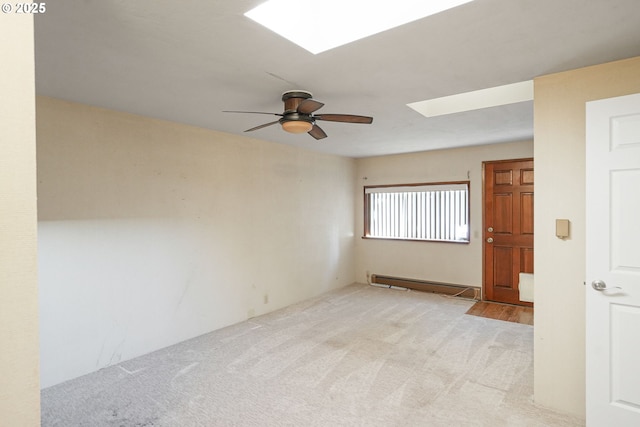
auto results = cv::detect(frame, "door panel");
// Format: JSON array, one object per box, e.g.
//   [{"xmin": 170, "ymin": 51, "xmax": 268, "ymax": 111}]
[
  {"xmin": 521, "ymin": 193, "xmax": 534, "ymax": 234},
  {"xmin": 611, "ymin": 304, "xmax": 640, "ymax": 408},
  {"xmin": 493, "ymin": 194, "xmax": 513, "ymax": 233},
  {"xmin": 611, "ymin": 170, "xmax": 640, "ymax": 270},
  {"xmin": 521, "ymin": 168, "xmax": 534, "ymax": 185},
  {"xmin": 494, "ymin": 169, "xmax": 513, "ymax": 185},
  {"xmin": 586, "ymin": 93, "xmax": 640, "ymax": 425},
  {"xmin": 520, "ymin": 248, "xmax": 534, "ymax": 273},
  {"xmin": 483, "ymin": 159, "xmax": 534, "ymax": 305},
  {"xmin": 493, "ymin": 246, "xmax": 513, "ymax": 287}
]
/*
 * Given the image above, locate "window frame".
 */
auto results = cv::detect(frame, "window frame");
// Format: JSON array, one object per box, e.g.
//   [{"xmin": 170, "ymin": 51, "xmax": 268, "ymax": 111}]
[{"xmin": 363, "ymin": 180, "xmax": 471, "ymax": 244}]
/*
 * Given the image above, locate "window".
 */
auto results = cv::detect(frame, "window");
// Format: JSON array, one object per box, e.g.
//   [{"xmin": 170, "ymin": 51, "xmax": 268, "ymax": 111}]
[{"xmin": 364, "ymin": 181, "xmax": 470, "ymax": 243}]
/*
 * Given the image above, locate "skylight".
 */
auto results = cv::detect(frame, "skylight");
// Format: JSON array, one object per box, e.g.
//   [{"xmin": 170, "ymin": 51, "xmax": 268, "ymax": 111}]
[
  {"xmin": 407, "ymin": 81, "xmax": 534, "ymax": 118},
  {"xmin": 245, "ymin": 0, "xmax": 474, "ymax": 54}
]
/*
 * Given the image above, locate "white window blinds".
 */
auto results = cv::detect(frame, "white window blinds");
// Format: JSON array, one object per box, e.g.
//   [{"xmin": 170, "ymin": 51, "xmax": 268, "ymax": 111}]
[{"xmin": 365, "ymin": 182, "xmax": 469, "ymax": 242}]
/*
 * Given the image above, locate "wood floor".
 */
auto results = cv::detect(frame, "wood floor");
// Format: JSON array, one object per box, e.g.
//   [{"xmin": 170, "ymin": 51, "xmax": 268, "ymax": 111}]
[{"xmin": 465, "ymin": 301, "xmax": 534, "ymax": 325}]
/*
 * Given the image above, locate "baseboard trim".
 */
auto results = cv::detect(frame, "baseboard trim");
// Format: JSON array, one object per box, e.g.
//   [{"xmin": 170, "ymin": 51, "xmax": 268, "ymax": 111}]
[{"xmin": 370, "ymin": 274, "xmax": 480, "ymax": 300}]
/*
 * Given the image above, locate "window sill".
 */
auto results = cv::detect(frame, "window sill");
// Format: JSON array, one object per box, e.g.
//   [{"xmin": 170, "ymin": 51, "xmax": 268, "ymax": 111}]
[{"xmin": 361, "ymin": 236, "xmax": 470, "ymax": 244}]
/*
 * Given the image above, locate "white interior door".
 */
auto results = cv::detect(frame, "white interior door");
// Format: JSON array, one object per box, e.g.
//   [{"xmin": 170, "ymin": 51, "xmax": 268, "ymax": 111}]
[{"xmin": 586, "ymin": 92, "xmax": 640, "ymax": 426}]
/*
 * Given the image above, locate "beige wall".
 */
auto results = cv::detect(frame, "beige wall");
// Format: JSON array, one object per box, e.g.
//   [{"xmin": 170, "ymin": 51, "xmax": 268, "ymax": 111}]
[
  {"xmin": 0, "ymin": 13, "xmax": 40, "ymax": 425},
  {"xmin": 37, "ymin": 97, "xmax": 356, "ymax": 387},
  {"xmin": 533, "ymin": 56, "xmax": 640, "ymax": 417},
  {"xmin": 354, "ymin": 141, "xmax": 533, "ymax": 287}
]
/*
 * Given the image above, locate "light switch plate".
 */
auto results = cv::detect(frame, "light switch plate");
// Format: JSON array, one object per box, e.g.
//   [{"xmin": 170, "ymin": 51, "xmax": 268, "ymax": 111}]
[{"xmin": 556, "ymin": 219, "xmax": 570, "ymax": 239}]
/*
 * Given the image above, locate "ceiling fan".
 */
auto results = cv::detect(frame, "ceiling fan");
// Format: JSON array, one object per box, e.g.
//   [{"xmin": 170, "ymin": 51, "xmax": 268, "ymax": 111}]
[{"xmin": 224, "ymin": 90, "xmax": 373, "ymax": 140}]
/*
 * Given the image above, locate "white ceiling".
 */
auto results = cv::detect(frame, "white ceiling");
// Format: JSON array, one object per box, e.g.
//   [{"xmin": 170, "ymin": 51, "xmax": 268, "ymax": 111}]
[{"xmin": 34, "ymin": 0, "xmax": 640, "ymax": 158}]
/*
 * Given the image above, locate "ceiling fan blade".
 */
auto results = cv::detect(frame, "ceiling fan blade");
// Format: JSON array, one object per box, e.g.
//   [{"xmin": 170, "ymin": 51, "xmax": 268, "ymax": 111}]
[
  {"xmin": 245, "ymin": 120, "xmax": 280, "ymax": 132},
  {"xmin": 314, "ymin": 114, "xmax": 373, "ymax": 124},
  {"xmin": 308, "ymin": 124, "xmax": 327, "ymax": 140},
  {"xmin": 297, "ymin": 99, "xmax": 324, "ymax": 114},
  {"xmin": 224, "ymin": 110, "xmax": 283, "ymax": 116}
]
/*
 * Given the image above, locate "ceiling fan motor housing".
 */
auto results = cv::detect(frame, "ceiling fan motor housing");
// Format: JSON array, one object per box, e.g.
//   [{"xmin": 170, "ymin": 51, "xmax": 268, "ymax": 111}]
[
  {"xmin": 282, "ymin": 90, "xmax": 313, "ymax": 113},
  {"xmin": 280, "ymin": 90, "xmax": 315, "ymax": 133}
]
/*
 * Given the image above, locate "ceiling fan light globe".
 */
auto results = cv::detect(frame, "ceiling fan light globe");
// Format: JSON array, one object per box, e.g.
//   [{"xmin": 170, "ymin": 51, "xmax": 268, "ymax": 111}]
[{"xmin": 282, "ymin": 120, "xmax": 313, "ymax": 134}]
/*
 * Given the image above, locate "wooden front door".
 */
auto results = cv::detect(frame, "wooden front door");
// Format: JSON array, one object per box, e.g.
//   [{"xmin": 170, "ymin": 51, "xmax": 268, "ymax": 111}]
[{"xmin": 483, "ymin": 158, "xmax": 534, "ymax": 305}]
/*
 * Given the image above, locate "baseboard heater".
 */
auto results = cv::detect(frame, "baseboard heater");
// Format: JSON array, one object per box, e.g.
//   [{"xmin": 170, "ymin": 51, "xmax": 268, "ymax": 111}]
[{"xmin": 370, "ymin": 274, "xmax": 480, "ymax": 300}]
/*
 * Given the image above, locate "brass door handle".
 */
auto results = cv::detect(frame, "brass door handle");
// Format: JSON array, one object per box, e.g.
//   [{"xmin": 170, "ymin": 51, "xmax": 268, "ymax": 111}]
[{"xmin": 487, "ymin": 237, "xmax": 494, "ymax": 243}]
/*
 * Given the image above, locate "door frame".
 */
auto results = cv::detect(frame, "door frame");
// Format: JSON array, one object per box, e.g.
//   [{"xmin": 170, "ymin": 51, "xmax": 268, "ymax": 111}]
[{"xmin": 482, "ymin": 157, "xmax": 534, "ymax": 305}]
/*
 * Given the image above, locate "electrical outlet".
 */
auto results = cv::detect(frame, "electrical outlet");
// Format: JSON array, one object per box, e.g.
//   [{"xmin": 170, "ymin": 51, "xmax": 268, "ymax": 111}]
[{"xmin": 263, "ymin": 294, "xmax": 269, "ymax": 304}]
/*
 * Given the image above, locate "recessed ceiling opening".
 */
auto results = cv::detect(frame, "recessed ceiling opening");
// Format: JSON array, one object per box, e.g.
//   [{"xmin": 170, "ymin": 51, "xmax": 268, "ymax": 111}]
[
  {"xmin": 407, "ymin": 80, "xmax": 534, "ymax": 118},
  {"xmin": 245, "ymin": 0, "xmax": 474, "ymax": 54}
]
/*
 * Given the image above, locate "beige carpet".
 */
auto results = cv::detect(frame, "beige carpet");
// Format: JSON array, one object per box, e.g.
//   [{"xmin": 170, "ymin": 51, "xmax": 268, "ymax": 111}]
[{"xmin": 41, "ymin": 283, "xmax": 584, "ymax": 426}]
